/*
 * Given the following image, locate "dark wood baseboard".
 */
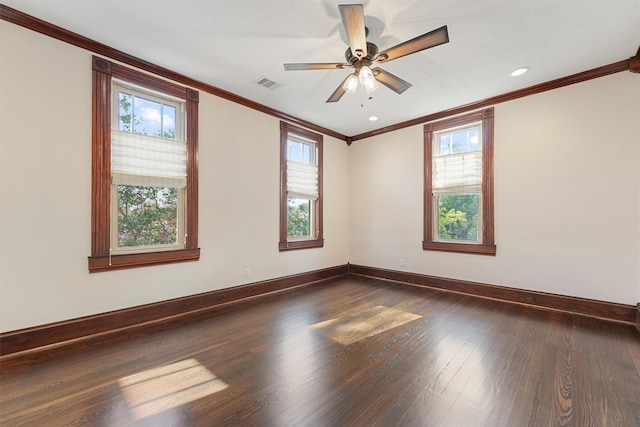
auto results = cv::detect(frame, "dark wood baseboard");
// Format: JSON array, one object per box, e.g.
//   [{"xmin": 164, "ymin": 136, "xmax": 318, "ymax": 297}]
[
  {"xmin": 0, "ymin": 264, "xmax": 348, "ymax": 358},
  {"xmin": 348, "ymin": 264, "xmax": 638, "ymax": 325},
  {"xmin": 3, "ymin": 263, "xmax": 636, "ymax": 359}
]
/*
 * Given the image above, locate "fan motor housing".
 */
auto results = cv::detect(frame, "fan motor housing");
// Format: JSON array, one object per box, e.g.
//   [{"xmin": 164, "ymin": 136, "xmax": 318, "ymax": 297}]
[{"xmin": 345, "ymin": 42, "xmax": 379, "ymax": 64}]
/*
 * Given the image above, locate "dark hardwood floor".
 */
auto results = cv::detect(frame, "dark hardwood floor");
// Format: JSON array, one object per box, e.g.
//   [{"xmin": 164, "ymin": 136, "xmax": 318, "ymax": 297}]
[{"xmin": 1, "ymin": 275, "xmax": 639, "ymax": 426}]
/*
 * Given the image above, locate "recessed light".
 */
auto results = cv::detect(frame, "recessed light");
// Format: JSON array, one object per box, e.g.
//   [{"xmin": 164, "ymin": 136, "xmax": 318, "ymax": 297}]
[
  {"xmin": 368, "ymin": 116, "xmax": 378, "ymax": 121},
  {"xmin": 511, "ymin": 66, "xmax": 530, "ymax": 77}
]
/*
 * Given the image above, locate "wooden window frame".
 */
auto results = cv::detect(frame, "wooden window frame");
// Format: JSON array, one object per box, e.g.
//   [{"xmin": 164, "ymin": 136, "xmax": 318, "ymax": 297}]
[
  {"xmin": 423, "ymin": 108, "xmax": 496, "ymax": 255},
  {"xmin": 89, "ymin": 56, "xmax": 200, "ymax": 272},
  {"xmin": 279, "ymin": 121, "xmax": 324, "ymax": 251}
]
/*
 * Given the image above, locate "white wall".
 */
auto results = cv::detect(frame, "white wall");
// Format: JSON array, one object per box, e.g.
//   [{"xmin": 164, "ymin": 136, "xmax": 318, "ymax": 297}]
[
  {"xmin": 2, "ymin": 19, "xmax": 639, "ymax": 333},
  {"xmin": 350, "ymin": 72, "xmax": 640, "ymax": 305},
  {"xmin": 0, "ymin": 21, "xmax": 350, "ymax": 332}
]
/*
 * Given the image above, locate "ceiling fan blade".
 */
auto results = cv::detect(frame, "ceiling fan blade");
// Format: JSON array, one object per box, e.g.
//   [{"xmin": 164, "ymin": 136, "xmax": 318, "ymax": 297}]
[
  {"xmin": 284, "ymin": 63, "xmax": 350, "ymax": 71},
  {"xmin": 375, "ymin": 25, "xmax": 449, "ymax": 63},
  {"xmin": 326, "ymin": 75, "xmax": 352, "ymax": 103},
  {"xmin": 372, "ymin": 68, "xmax": 412, "ymax": 94},
  {"xmin": 339, "ymin": 4, "xmax": 367, "ymax": 59}
]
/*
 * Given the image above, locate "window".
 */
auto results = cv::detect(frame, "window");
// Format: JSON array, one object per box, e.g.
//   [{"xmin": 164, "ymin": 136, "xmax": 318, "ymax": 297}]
[
  {"xmin": 89, "ymin": 56, "xmax": 200, "ymax": 272},
  {"xmin": 279, "ymin": 122, "xmax": 323, "ymax": 250},
  {"xmin": 423, "ymin": 108, "xmax": 496, "ymax": 255}
]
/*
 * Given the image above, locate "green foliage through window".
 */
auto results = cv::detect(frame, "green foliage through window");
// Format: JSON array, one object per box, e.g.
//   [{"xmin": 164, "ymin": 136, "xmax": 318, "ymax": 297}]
[
  {"xmin": 437, "ymin": 194, "xmax": 479, "ymax": 241},
  {"xmin": 287, "ymin": 198, "xmax": 311, "ymax": 238},
  {"xmin": 117, "ymin": 185, "xmax": 178, "ymax": 247}
]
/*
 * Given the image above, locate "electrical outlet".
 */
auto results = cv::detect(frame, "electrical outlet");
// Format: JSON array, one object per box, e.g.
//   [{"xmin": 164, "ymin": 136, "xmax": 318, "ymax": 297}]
[
  {"xmin": 243, "ymin": 268, "xmax": 251, "ymax": 278},
  {"xmin": 399, "ymin": 258, "xmax": 406, "ymax": 268}
]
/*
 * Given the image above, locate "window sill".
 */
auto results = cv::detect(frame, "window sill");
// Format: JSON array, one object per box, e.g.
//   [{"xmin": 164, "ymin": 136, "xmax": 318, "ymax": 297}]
[
  {"xmin": 88, "ymin": 248, "xmax": 200, "ymax": 272},
  {"xmin": 279, "ymin": 239, "xmax": 324, "ymax": 251},
  {"xmin": 422, "ymin": 241, "xmax": 496, "ymax": 256}
]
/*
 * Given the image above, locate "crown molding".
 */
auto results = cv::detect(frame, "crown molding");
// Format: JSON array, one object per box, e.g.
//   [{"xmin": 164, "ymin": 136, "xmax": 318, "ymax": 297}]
[
  {"xmin": 1, "ymin": 4, "xmax": 637, "ymax": 144},
  {"xmin": 0, "ymin": 4, "xmax": 348, "ymax": 142},
  {"xmin": 350, "ymin": 59, "xmax": 631, "ymax": 141}
]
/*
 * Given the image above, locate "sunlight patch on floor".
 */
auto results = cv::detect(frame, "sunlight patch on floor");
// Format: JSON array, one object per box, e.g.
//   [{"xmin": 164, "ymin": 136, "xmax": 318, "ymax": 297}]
[
  {"xmin": 118, "ymin": 358, "xmax": 228, "ymax": 421},
  {"xmin": 310, "ymin": 305, "xmax": 422, "ymax": 345}
]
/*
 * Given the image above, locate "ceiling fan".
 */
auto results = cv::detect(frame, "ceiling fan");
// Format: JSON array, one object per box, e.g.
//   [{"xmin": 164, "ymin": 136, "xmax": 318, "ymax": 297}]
[{"xmin": 284, "ymin": 4, "xmax": 449, "ymax": 103}]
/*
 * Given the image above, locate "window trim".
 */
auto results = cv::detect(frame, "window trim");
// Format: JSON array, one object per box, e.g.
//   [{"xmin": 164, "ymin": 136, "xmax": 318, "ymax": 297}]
[
  {"xmin": 423, "ymin": 108, "xmax": 496, "ymax": 255},
  {"xmin": 89, "ymin": 56, "xmax": 200, "ymax": 272},
  {"xmin": 279, "ymin": 121, "xmax": 324, "ymax": 251}
]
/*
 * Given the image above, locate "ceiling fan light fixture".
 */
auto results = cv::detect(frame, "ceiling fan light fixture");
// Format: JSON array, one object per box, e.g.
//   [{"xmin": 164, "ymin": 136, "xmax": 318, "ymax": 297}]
[
  {"xmin": 343, "ymin": 73, "xmax": 359, "ymax": 94},
  {"xmin": 363, "ymin": 79, "xmax": 380, "ymax": 94},
  {"xmin": 283, "ymin": 4, "xmax": 450, "ymax": 103},
  {"xmin": 358, "ymin": 65, "xmax": 379, "ymax": 94}
]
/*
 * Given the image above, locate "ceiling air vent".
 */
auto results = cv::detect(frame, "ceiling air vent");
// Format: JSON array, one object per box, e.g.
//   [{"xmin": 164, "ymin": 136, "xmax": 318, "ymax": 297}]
[{"xmin": 254, "ymin": 76, "xmax": 280, "ymax": 90}]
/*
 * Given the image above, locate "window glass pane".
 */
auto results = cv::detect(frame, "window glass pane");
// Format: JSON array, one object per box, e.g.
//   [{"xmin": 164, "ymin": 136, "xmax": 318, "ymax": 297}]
[
  {"xmin": 288, "ymin": 140, "xmax": 302, "ymax": 162},
  {"xmin": 451, "ymin": 130, "xmax": 467, "ymax": 153},
  {"xmin": 133, "ymin": 97, "xmax": 163, "ymax": 137},
  {"xmin": 119, "ymin": 93, "xmax": 133, "ymax": 132},
  {"xmin": 117, "ymin": 185, "xmax": 178, "ymax": 247},
  {"xmin": 303, "ymin": 143, "xmax": 310, "ymax": 163},
  {"xmin": 162, "ymin": 104, "xmax": 176, "ymax": 140},
  {"xmin": 439, "ymin": 134, "xmax": 451, "ymax": 155},
  {"xmin": 437, "ymin": 193, "xmax": 480, "ymax": 241},
  {"xmin": 468, "ymin": 127, "xmax": 479, "ymax": 151},
  {"xmin": 287, "ymin": 198, "xmax": 312, "ymax": 238}
]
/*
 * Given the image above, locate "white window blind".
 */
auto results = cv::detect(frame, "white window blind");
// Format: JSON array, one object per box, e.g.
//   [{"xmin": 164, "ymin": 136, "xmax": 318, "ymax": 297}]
[
  {"xmin": 111, "ymin": 130, "xmax": 187, "ymax": 188},
  {"xmin": 433, "ymin": 150, "xmax": 482, "ymax": 194},
  {"xmin": 286, "ymin": 160, "xmax": 318, "ymax": 200}
]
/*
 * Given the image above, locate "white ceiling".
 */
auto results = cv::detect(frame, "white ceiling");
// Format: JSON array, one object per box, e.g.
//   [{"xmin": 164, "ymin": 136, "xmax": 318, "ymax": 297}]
[{"xmin": 4, "ymin": 0, "xmax": 640, "ymax": 137}]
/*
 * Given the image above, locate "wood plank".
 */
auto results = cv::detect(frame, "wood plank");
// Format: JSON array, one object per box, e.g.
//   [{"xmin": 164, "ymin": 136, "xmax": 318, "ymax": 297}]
[
  {"xmin": 2, "ymin": 276, "xmax": 638, "ymax": 426},
  {"xmin": 0, "ymin": 265, "xmax": 348, "ymax": 357}
]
